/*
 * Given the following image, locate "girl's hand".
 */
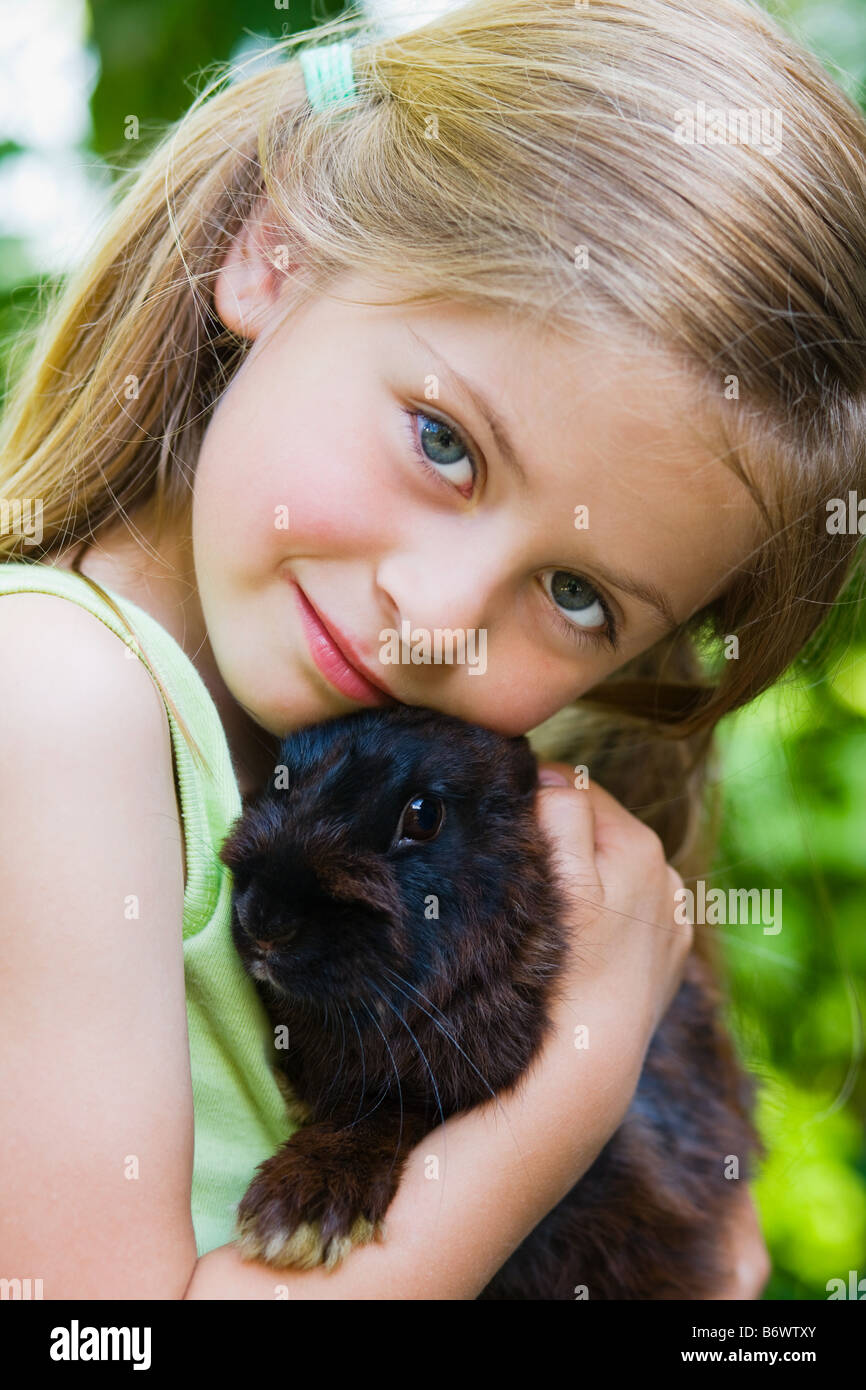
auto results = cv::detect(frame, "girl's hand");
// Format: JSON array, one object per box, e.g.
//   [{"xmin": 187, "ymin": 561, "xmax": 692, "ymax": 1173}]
[
  {"xmin": 535, "ymin": 761, "xmax": 693, "ymax": 1049},
  {"xmin": 536, "ymin": 761, "xmax": 769, "ymax": 1304}
]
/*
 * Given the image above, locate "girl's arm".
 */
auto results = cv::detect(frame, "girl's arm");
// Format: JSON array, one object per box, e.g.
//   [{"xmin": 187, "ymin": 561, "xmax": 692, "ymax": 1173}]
[{"xmin": 185, "ymin": 980, "xmax": 650, "ymax": 1298}]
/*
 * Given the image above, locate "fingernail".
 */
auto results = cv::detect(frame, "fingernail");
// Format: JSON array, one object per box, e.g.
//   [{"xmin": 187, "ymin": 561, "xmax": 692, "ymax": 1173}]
[{"xmin": 538, "ymin": 770, "xmax": 570, "ymax": 786}]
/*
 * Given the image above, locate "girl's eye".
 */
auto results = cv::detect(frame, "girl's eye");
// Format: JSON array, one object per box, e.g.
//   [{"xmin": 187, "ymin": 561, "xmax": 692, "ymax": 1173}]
[
  {"xmin": 540, "ymin": 569, "xmax": 618, "ymax": 650},
  {"xmin": 404, "ymin": 410, "xmax": 478, "ymax": 494}
]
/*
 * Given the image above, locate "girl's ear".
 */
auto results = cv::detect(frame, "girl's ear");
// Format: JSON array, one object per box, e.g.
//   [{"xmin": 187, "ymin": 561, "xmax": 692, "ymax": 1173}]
[{"xmin": 213, "ymin": 205, "xmax": 298, "ymax": 340}]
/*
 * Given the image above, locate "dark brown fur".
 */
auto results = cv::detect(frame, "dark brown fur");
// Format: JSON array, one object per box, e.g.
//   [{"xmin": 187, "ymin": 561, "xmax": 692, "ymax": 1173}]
[{"xmin": 219, "ymin": 704, "xmax": 758, "ymax": 1298}]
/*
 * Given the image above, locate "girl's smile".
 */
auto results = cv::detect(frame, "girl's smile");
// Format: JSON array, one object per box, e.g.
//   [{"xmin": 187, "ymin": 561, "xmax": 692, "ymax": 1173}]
[{"xmin": 289, "ymin": 576, "xmax": 400, "ymax": 707}]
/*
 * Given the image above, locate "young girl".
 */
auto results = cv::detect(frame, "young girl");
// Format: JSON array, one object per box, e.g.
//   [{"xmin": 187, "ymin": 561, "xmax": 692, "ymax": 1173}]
[{"xmin": 1, "ymin": 0, "xmax": 862, "ymax": 1299}]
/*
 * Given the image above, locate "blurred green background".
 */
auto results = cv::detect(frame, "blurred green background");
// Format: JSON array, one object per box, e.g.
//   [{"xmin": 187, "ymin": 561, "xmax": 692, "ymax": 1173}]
[{"xmin": 0, "ymin": 0, "xmax": 863, "ymax": 1301}]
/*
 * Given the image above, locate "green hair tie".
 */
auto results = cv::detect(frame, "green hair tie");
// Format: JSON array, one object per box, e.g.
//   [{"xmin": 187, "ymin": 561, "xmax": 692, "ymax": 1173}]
[{"xmin": 299, "ymin": 40, "xmax": 357, "ymax": 112}]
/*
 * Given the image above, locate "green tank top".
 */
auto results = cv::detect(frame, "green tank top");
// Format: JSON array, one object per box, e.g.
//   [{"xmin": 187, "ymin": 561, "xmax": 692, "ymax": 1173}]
[{"xmin": 0, "ymin": 560, "xmax": 296, "ymax": 1257}]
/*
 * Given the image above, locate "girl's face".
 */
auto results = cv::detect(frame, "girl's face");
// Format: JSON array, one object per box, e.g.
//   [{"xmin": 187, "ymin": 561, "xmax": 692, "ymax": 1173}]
[{"xmin": 192, "ymin": 258, "xmax": 763, "ymax": 740}]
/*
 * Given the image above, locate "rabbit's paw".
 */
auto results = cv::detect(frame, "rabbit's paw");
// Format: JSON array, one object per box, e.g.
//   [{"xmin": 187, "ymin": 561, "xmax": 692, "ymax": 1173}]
[{"xmin": 234, "ymin": 1131, "xmax": 391, "ymax": 1271}]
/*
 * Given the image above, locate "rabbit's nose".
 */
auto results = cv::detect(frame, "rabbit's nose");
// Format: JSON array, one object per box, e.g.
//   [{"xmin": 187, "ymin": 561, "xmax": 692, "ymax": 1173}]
[
  {"xmin": 253, "ymin": 929, "xmax": 298, "ymax": 954},
  {"xmin": 235, "ymin": 886, "xmax": 297, "ymax": 947}
]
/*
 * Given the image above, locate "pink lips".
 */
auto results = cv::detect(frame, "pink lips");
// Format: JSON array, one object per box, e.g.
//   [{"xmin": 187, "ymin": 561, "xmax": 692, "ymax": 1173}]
[{"xmin": 290, "ymin": 580, "xmax": 398, "ymax": 708}]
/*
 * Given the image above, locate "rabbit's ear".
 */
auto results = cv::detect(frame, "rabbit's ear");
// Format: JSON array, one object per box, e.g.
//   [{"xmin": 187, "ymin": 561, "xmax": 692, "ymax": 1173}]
[
  {"xmin": 220, "ymin": 798, "xmax": 284, "ymax": 871},
  {"xmin": 322, "ymin": 855, "xmax": 405, "ymax": 925},
  {"xmin": 219, "ymin": 819, "xmax": 253, "ymax": 872}
]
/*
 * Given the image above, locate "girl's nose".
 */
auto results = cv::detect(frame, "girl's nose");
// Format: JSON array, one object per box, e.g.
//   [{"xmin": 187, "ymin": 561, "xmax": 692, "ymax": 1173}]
[{"xmin": 374, "ymin": 545, "xmax": 507, "ymax": 638}]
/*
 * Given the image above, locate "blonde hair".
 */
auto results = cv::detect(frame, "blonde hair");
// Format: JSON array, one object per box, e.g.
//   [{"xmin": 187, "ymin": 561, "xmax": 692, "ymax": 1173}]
[{"xmin": 1, "ymin": 0, "xmax": 864, "ymax": 859}]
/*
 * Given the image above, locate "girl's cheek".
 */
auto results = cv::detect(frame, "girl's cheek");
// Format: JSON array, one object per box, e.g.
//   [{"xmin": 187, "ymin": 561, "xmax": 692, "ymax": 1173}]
[
  {"xmin": 194, "ymin": 434, "xmax": 338, "ymax": 573},
  {"xmin": 201, "ymin": 344, "xmax": 402, "ymax": 567},
  {"xmin": 251, "ymin": 443, "xmax": 397, "ymax": 560}
]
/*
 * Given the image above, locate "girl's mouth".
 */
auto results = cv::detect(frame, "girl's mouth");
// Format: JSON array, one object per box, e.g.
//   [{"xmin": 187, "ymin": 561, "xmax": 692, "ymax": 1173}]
[{"xmin": 289, "ymin": 579, "xmax": 399, "ymax": 708}]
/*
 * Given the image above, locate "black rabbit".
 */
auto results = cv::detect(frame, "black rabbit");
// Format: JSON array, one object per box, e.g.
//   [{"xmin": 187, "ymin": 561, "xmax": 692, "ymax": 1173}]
[{"xmin": 219, "ymin": 704, "xmax": 758, "ymax": 1299}]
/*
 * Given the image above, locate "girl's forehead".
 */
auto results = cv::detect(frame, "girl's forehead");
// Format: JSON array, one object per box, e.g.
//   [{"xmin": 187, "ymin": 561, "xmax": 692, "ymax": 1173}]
[
  {"xmin": 296, "ymin": 272, "xmax": 733, "ymax": 455},
  {"xmin": 345, "ymin": 280, "xmax": 756, "ymax": 497}
]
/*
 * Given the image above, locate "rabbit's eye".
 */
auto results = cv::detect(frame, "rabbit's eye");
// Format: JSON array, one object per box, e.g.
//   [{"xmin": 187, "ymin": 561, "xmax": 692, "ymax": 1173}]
[{"xmin": 395, "ymin": 794, "xmax": 445, "ymax": 846}]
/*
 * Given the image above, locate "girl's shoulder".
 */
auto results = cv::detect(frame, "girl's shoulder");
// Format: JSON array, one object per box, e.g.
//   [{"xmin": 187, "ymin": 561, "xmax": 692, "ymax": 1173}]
[
  {"xmin": 0, "ymin": 562, "xmax": 188, "ymax": 882},
  {"xmin": 0, "ymin": 566, "xmax": 173, "ymax": 742},
  {"xmin": 0, "ymin": 560, "xmax": 159, "ymax": 659},
  {"xmin": 0, "ymin": 569, "xmax": 183, "ymax": 882},
  {"xmin": 0, "ymin": 578, "xmax": 175, "ymax": 772},
  {"xmin": 0, "ymin": 561, "xmax": 229, "ymax": 780},
  {"xmin": 0, "ymin": 562, "xmax": 295, "ymax": 1257},
  {"xmin": 0, "ymin": 559, "xmax": 241, "ymax": 931}
]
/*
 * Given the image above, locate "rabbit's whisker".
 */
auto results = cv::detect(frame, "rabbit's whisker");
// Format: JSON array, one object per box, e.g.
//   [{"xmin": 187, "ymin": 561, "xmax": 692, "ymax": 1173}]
[
  {"xmin": 383, "ymin": 967, "xmax": 499, "ymax": 1105},
  {"xmin": 358, "ymin": 996, "xmax": 406, "ymax": 1181},
  {"xmin": 314, "ymin": 998, "xmax": 348, "ymax": 1120},
  {"xmin": 381, "ymin": 968, "xmax": 538, "ymax": 1190},
  {"xmin": 369, "ymin": 982, "xmax": 446, "ymax": 1169},
  {"xmin": 345, "ymin": 1002, "xmax": 368, "ymax": 1127}
]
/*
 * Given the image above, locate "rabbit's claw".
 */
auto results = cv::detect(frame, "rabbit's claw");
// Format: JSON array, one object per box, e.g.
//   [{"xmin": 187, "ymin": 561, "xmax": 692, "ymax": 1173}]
[{"xmin": 234, "ymin": 1128, "xmax": 390, "ymax": 1271}]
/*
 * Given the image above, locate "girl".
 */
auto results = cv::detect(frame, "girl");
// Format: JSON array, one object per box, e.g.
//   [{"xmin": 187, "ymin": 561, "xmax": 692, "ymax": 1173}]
[{"xmin": 1, "ymin": 0, "xmax": 862, "ymax": 1298}]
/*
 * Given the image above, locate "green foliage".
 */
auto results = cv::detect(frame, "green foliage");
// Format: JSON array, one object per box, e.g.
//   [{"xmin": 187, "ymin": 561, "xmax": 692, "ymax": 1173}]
[
  {"xmin": 768, "ymin": 0, "xmax": 866, "ymax": 106},
  {"xmin": 714, "ymin": 589, "xmax": 866, "ymax": 1298},
  {"xmin": 87, "ymin": 0, "xmax": 343, "ymax": 154},
  {"xmin": 687, "ymin": 9, "xmax": 866, "ymax": 1299},
  {"xmin": 754, "ymin": 1072, "xmax": 866, "ymax": 1298}
]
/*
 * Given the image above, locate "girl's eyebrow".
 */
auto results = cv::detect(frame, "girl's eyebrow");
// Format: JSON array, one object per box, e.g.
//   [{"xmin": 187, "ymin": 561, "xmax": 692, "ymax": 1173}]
[
  {"xmin": 406, "ymin": 327, "xmax": 529, "ymax": 485},
  {"xmin": 578, "ymin": 561, "xmax": 680, "ymax": 635},
  {"xmin": 405, "ymin": 326, "xmax": 679, "ymax": 635}
]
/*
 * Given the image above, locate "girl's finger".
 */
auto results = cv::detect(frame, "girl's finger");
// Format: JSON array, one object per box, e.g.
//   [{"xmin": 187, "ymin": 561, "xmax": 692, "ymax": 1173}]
[
  {"xmin": 534, "ymin": 761, "xmax": 599, "ymax": 888},
  {"xmin": 537, "ymin": 761, "xmax": 646, "ymax": 860}
]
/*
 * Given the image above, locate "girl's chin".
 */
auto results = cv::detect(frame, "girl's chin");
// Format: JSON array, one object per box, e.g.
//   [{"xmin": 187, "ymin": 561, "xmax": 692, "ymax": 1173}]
[{"xmin": 243, "ymin": 688, "xmax": 338, "ymax": 740}]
